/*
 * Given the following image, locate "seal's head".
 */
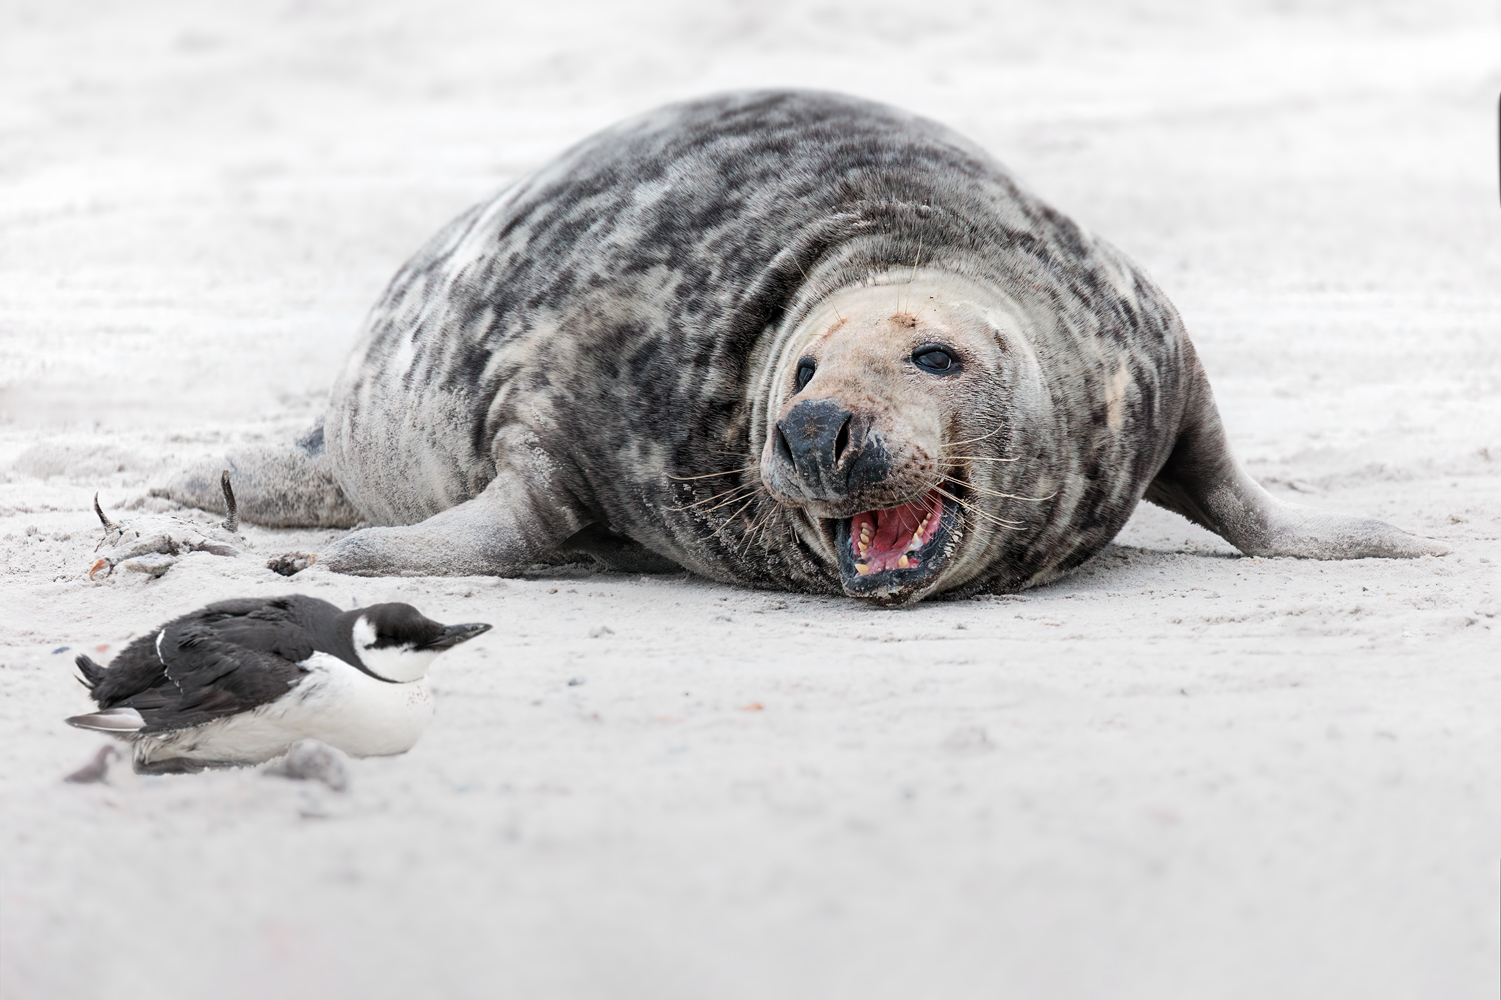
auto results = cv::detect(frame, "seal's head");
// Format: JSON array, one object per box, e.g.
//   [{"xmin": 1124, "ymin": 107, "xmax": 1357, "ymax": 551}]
[{"xmin": 760, "ymin": 272, "xmax": 1049, "ymax": 607}]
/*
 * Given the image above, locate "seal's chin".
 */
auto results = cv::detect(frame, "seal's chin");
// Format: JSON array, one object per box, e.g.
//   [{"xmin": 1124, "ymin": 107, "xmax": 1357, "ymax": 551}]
[{"xmin": 834, "ymin": 487, "xmax": 960, "ymax": 605}]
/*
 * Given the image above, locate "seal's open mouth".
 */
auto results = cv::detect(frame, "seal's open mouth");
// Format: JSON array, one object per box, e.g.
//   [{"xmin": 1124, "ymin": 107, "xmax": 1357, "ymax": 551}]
[{"xmin": 834, "ymin": 486, "xmax": 960, "ymax": 600}]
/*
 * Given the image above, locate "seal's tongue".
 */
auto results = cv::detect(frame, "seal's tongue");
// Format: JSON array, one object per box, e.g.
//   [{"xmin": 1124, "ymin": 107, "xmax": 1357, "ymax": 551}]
[{"xmin": 849, "ymin": 489, "xmax": 944, "ymax": 575}]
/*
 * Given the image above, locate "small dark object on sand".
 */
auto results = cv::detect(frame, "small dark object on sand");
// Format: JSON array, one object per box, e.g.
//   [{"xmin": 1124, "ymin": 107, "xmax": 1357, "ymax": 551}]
[
  {"xmin": 264, "ymin": 740, "xmax": 350, "ymax": 792},
  {"xmin": 64, "ymin": 745, "xmax": 118, "ymax": 784}
]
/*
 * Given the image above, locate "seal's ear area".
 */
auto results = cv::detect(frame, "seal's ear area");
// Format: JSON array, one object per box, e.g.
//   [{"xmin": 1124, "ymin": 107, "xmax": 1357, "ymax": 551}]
[{"xmin": 1145, "ymin": 372, "xmax": 1447, "ymax": 560}]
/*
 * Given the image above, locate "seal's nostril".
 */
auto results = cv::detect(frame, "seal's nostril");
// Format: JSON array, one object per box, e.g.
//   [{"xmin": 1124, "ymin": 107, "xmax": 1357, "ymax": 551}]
[
  {"xmin": 775, "ymin": 399, "xmax": 859, "ymax": 495},
  {"xmin": 774, "ymin": 424, "xmax": 794, "ymax": 466}
]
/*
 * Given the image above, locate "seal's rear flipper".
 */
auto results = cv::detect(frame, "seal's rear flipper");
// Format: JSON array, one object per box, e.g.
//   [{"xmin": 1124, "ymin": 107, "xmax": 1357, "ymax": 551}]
[
  {"xmin": 1144, "ymin": 368, "xmax": 1446, "ymax": 560},
  {"xmin": 162, "ymin": 420, "xmax": 362, "ymax": 528}
]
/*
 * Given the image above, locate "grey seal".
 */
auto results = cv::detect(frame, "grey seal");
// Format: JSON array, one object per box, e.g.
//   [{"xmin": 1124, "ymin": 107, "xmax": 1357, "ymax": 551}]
[{"xmin": 167, "ymin": 90, "xmax": 1443, "ymax": 607}]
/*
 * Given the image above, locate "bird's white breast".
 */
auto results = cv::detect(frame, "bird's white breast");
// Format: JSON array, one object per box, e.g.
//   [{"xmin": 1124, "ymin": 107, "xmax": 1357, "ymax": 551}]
[
  {"xmin": 288, "ymin": 652, "xmax": 436, "ymax": 757},
  {"xmin": 139, "ymin": 652, "xmax": 435, "ymax": 767}
]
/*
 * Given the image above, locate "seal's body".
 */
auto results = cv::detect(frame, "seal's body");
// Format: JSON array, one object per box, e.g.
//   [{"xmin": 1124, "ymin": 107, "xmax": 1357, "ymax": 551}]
[{"xmin": 171, "ymin": 90, "xmax": 1440, "ymax": 606}]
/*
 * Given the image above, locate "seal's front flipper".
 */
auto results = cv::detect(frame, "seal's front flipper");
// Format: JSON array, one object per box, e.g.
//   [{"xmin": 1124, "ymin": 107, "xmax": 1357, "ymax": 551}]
[
  {"xmin": 1144, "ymin": 367, "xmax": 1446, "ymax": 560},
  {"xmin": 163, "ymin": 420, "xmax": 362, "ymax": 528},
  {"xmin": 316, "ymin": 467, "xmax": 590, "ymax": 577}
]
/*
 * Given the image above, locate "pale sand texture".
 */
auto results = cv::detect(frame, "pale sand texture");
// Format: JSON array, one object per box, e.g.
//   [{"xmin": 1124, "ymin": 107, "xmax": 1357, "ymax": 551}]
[{"xmin": 1, "ymin": 2, "xmax": 1498, "ymax": 997}]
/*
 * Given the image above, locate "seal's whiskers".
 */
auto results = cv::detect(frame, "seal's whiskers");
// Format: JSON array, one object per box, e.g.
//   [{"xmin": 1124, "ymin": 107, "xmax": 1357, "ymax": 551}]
[
  {"xmin": 738, "ymin": 503, "xmax": 783, "ymax": 559},
  {"xmin": 961, "ymin": 482, "xmax": 1057, "ymax": 504},
  {"xmin": 942, "ymin": 425, "xmax": 1006, "ymax": 450},
  {"xmin": 902, "ymin": 233, "xmax": 924, "ymax": 314},
  {"xmin": 701, "ymin": 493, "xmax": 763, "ymax": 548},
  {"xmin": 933, "ymin": 483, "xmax": 1025, "ymax": 531},
  {"xmin": 666, "ymin": 465, "xmax": 753, "ymax": 482},
  {"xmin": 670, "ymin": 482, "xmax": 761, "ymax": 514}
]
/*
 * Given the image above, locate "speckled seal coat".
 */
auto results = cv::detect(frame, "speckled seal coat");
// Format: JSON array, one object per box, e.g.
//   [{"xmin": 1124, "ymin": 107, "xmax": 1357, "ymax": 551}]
[{"xmin": 170, "ymin": 90, "xmax": 1440, "ymax": 605}]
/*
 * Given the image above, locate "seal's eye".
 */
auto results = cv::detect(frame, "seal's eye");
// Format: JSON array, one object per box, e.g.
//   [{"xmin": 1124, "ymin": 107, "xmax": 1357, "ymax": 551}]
[
  {"xmin": 912, "ymin": 345, "xmax": 960, "ymax": 374},
  {"xmin": 795, "ymin": 358, "xmax": 817, "ymax": 392}
]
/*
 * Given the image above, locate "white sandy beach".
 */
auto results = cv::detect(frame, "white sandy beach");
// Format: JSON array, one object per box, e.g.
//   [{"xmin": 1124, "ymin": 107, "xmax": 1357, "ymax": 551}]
[{"xmin": 1, "ymin": 2, "xmax": 1498, "ymax": 997}]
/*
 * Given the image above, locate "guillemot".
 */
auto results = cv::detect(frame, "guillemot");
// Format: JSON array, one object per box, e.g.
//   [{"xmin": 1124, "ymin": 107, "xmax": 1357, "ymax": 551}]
[{"xmin": 65, "ymin": 595, "xmax": 491, "ymax": 773}]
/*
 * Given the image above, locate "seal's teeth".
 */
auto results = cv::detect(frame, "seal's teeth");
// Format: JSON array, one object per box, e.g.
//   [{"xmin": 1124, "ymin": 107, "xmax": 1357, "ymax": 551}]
[
  {"xmin": 855, "ymin": 562, "xmax": 870, "ymax": 576},
  {"xmin": 897, "ymin": 555, "xmax": 910, "ymax": 569}
]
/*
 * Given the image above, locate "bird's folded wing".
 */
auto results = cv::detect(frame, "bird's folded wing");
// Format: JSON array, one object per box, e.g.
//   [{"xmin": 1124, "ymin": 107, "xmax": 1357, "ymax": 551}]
[{"xmin": 130, "ymin": 631, "xmax": 306, "ymax": 733}]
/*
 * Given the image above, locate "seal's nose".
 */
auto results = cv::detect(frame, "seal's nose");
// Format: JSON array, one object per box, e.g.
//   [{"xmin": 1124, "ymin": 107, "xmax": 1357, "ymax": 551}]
[{"xmin": 774, "ymin": 399, "xmax": 887, "ymax": 499}]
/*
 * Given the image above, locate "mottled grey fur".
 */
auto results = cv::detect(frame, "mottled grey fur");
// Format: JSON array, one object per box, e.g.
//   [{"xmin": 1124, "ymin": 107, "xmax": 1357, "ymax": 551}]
[{"xmin": 168, "ymin": 90, "xmax": 1442, "ymax": 605}]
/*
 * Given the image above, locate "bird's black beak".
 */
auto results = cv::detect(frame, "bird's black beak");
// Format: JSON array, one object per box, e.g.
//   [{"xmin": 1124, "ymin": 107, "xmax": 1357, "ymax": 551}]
[{"xmin": 420, "ymin": 622, "xmax": 493, "ymax": 650}]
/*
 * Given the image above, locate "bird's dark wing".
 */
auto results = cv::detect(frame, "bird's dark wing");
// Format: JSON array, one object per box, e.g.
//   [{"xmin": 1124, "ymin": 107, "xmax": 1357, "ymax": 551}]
[
  {"xmin": 85, "ymin": 599, "xmax": 278, "ymax": 708},
  {"xmin": 120, "ymin": 626, "xmax": 307, "ymax": 733},
  {"xmin": 166, "ymin": 595, "xmax": 333, "ymax": 664},
  {"xmin": 80, "ymin": 595, "xmax": 339, "ymax": 717}
]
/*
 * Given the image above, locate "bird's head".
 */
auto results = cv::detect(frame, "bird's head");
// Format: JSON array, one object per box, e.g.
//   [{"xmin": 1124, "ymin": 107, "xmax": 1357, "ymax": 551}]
[{"xmin": 345, "ymin": 603, "xmax": 492, "ymax": 682}]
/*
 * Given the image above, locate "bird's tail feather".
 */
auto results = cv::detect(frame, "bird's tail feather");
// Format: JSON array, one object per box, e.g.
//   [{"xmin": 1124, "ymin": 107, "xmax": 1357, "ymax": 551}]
[
  {"xmin": 65, "ymin": 707, "xmax": 145, "ymax": 733},
  {"xmin": 73, "ymin": 654, "xmax": 106, "ymax": 690}
]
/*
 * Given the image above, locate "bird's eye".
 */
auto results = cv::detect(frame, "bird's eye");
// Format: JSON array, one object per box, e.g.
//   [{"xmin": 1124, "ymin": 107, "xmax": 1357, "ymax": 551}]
[
  {"xmin": 912, "ymin": 345, "xmax": 960, "ymax": 374},
  {"xmin": 795, "ymin": 358, "xmax": 817, "ymax": 391}
]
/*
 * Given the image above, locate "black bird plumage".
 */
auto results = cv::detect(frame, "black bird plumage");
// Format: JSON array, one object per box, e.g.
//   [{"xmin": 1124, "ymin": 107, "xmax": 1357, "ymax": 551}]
[
  {"xmin": 66, "ymin": 595, "xmax": 491, "ymax": 768},
  {"xmin": 72, "ymin": 596, "xmax": 355, "ymax": 734}
]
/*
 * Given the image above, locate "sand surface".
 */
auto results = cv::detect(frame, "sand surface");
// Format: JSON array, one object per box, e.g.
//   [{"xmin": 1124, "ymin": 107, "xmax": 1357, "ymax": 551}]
[{"xmin": 2, "ymin": 2, "xmax": 1498, "ymax": 997}]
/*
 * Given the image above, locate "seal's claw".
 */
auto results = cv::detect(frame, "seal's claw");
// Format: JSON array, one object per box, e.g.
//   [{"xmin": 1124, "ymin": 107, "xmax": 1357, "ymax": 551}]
[
  {"xmin": 93, "ymin": 494, "xmax": 117, "ymax": 533},
  {"xmin": 267, "ymin": 552, "xmax": 317, "ymax": 576},
  {"xmin": 220, "ymin": 470, "xmax": 239, "ymax": 534}
]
